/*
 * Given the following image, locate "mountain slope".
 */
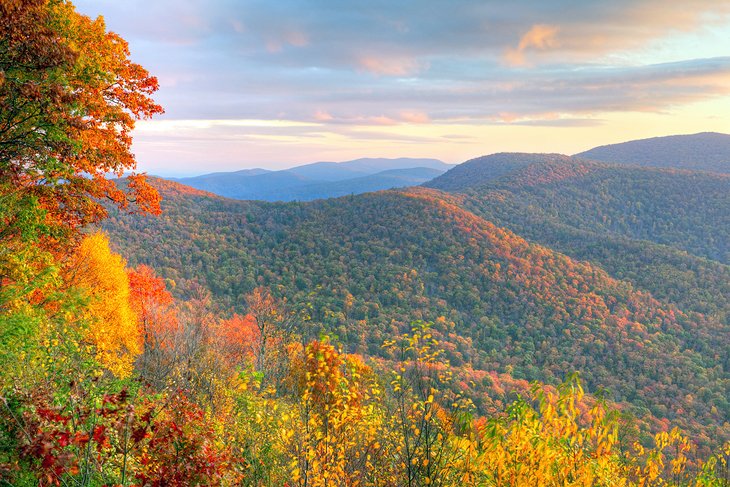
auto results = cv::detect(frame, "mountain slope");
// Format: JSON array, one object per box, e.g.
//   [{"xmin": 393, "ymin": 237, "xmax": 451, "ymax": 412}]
[
  {"xmin": 576, "ymin": 132, "xmax": 730, "ymax": 173},
  {"xmin": 104, "ymin": 179, "xmax": 729, "ymax": 445},
  {"xmin": 428, "ymin": 153, "xmax": 729, "ymax": 264},
  {"xmin": 423, "ymin": 153, "xmax": 578, "ymax": 191},
  {"xmin": 426, "ymin": 153, "xmax": 730, "ymax": 324},
  {"xmin": 171, "ymin": 157, "xmax": 451, "ymax": 201}
]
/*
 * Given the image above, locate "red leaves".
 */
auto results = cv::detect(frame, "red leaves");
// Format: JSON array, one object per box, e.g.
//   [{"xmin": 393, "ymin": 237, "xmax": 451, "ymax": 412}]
[
  {"xmin": 35, "ymin": 407, "xmax": 68, "ymax": 423},
  {"xmin": 131, "ymin": 425, "xmax": 149, "ymax": 444},
  {"xmin": 92, "ymin": 425, "xmax": 109, "ymax": 449},
  {"xmin": 9, "ymin": 386, "xmax": 232, "ymax": 486},
  {"xmin": 134, "ymin": 393, "xmax": 231, "ymax": 487},
  {"xmin": 8, "ymin": 388, "xmax": 134, "ymax": 485}
]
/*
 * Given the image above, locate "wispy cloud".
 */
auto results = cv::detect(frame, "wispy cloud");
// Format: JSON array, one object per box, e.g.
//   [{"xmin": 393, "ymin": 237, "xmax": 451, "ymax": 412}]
[{"xmin": 73, "ymin": 0, "xmax": 730, "ymax": 173}]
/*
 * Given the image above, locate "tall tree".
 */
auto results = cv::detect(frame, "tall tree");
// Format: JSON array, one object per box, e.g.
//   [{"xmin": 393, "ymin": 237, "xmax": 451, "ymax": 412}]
[
  {"xmin": 246, "ymin": 287, "xmax": 295, "ymax": 388},
  {"xmin": 0, "ymin": 0, "xmax": 162, "ymax": 253}
]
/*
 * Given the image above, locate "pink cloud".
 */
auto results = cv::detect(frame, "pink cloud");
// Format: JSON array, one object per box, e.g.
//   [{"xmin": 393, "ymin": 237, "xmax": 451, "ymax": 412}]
[
  {"xmin": 357, "ymin": 56, "xmax": 423, "ymax": 76},
  {"xmin": 400, "ymin": 111, "xmax": 430, "ymax": 123},
  {"xmin": 313, "ymin": 110, "xmax": 334, "ymax": 121},
  {"xmin": 504, "ymin": 24, "xmax": 561, "ymax": 66},
  {"xmin": 368, "ymin": 115, "xmax": 399, "ymax": 125}
]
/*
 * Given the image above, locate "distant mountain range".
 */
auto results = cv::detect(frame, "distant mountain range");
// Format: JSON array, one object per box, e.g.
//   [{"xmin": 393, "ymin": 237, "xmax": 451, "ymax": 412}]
[
  {"xmin": 165, "ymin": 133, "xmax": 730, "ymax": 202},
  {"xmin": 169, "ymin": 157, "xmax": 452, "ymax": 201},
  {"xmin": 576, "ymin": 132, "xmax": 730, "ymax": 173}
]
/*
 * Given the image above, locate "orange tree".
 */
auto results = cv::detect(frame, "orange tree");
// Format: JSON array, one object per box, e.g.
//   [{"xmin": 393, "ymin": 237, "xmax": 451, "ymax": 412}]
[
  {"xmin": 0, "ymin": 0, "xmax": 162, "ymax": 389},
  {"xmin": 0, "ymin": 0, "xmax": 162, "ymax": 292}
]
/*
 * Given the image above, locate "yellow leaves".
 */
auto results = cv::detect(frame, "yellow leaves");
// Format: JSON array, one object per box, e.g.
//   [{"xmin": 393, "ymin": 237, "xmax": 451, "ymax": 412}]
[
  {"xmin": 63, "ymin": 232, "xmax": 140, "ymax": 378},
  {"xmin": 281, "ymin": 339, "xmax": 395, "ymax": 486},
  {"xmin": 630, "ymin": 427, "xmax": 693, "ymax": 486},
  {"xmin": 445, "ymin": 378, "xmax": 636, "ymax": 487}
]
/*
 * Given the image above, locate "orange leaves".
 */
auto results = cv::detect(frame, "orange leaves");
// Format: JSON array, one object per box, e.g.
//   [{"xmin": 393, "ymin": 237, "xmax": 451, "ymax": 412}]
[
  {"xmin": 128, "ymin": 264, "xmax": 177, "ymax": 352},
  {"xmin": 127, "ymin": 174, "xmax": 162, "ymax": 216},
  {"xmin": 214, "ymin": 313, "xmax": 259, "ymax": 367},
  {"xmin": 0, "ymin": 0, "xmax": 163, "ymax": 254},
  {"xmin": 128, "ymin": 265, "xmax": 173, "ymax": 311}
]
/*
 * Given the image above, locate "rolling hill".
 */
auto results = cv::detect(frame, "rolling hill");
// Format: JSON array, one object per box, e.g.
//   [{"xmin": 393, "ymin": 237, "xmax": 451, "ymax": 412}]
[
  {"xmin": 171, "ymin": 157, "xmax": 451, "ymax": 201},
  {"xmin": 422, "ymin": 153, "xmax": 577, "ymax": 192},
  {"xmin": 576, "ymin": 132, "xmax": 730, "ymax": 173},
  {"xmin": 103, "ymin": 178, "xmax": 730, "ymax": 446},
  {"xmin": 427, "ymin": 153, "xmax": 729, "ymax": 263},
  {"xmin": 426, "ymin": 153, "xmax": 730, "ymax": 321}
]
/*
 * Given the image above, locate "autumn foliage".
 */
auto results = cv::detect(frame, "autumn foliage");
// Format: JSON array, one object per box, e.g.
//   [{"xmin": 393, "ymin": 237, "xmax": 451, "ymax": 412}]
[
  {"xmin": 2, "ymin": 1, "xmax": 730, "ymax": 486},
  {"xmin": 64, "ymin": 232, "xmax": 141, "ymax": 378},
  {"xmin": 0, "ymin": 0, "xmax": 162, "ymax": 238}
]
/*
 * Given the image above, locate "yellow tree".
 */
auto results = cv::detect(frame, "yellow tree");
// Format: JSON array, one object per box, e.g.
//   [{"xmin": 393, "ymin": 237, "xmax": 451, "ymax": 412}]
[
  {"xmin": 445, "ymin": 374, "xmax": 700, "ymax": 487},
  {"xmin": 283, "ymin": 339, "xmax": 393, "ymax": 486},
  {"xmin": 452, "ymin": 376, "xmax": 624, "ymax": 486},
  {"xmin": 64, "ymin": 232, "xmax": 140, "ymax": 378},
  {"xmin": 383, "ymin": 321, "xmax": 469, "ymax": 487}
]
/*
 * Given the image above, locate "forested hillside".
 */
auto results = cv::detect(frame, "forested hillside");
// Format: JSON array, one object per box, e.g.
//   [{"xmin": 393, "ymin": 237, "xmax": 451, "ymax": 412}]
[
  {"xmin": 103, "ymin": 178, "xmax": 730, "ymax": 447},
  {"xmin": 576, "ymin": 132, "xmax": 730, "ymax": 173},
  {"xmin": 427, "ymin": 154, "xmax": 730, "ymax": 322}
]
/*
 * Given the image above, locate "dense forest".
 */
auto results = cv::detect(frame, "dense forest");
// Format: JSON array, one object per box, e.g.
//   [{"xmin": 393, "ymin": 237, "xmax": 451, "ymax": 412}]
[
  {"xmin": 576, "ymin": 132, "xmax": 730, "ymax": 173},
  {"xmin": 1, "ymin": 0, "xmax": 730, "ymax": 486},
  {"xmin": 103, "ymin": 178, "xmax": 730, "ymax": 447},
  {"xmin": 426, "ymin": 153, "xmax": 730, "ymax": 319}
]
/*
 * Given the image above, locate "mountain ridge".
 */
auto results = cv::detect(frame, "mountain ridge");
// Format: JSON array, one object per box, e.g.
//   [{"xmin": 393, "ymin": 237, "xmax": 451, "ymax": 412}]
[
  {"xmin": 576, "ymin": 132, "xmax": 730, "ymax": 173},
  {"xmin": 170, "ymin": 157, "xmax": 452, "ymax": 201}
]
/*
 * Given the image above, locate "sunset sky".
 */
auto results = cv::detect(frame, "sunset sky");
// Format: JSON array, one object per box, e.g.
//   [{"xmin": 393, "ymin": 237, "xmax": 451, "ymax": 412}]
[{"xmin": 75, "ymin": 0, "xmax": 730, "ymax": 176}]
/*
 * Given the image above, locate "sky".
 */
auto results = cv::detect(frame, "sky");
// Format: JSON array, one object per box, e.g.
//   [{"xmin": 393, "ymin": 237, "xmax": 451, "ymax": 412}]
[{"xmin": 74, "ymin": 0, "xmax": 730, "ymax": 176}]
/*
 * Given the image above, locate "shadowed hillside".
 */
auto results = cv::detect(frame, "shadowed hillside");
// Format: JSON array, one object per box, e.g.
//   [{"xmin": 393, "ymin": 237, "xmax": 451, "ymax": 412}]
[{"xmin": 426, "ymin": 154, "xmax": 730, "ymax": 321}]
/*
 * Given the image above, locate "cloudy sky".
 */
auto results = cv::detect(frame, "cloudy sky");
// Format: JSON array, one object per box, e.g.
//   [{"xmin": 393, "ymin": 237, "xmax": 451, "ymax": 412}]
[{"xmin": 75, "ymin": 0, "xmax": 730, "ymax": 175}]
